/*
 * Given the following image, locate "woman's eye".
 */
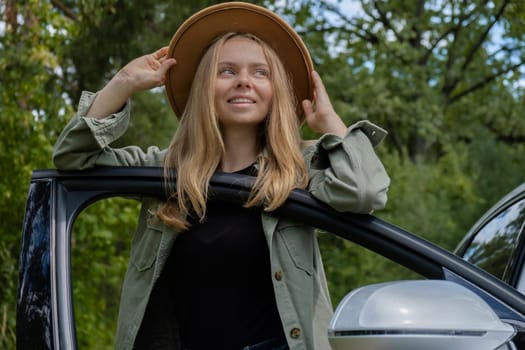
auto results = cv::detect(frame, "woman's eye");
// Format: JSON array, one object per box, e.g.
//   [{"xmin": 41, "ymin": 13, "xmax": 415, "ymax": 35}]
[
  {"xmin": 255, "ymin": 69, "xmax": 269, "ymax": 77},
  {"xmin": 220, "ymin": 68, "xmax": 235, "ymax": 75}
]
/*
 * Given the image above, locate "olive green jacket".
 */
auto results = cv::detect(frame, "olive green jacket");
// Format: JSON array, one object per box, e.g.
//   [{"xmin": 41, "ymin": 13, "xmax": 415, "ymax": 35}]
[{"xmin": 53, "ymin": 91, "xmax": 390, "ymax": 350}]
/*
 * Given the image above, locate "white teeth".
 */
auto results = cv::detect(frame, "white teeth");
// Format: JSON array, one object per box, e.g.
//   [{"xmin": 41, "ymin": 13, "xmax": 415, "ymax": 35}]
[{"xmin": 229, "ymin": 98, "xmax": 254, "ymax": 103}]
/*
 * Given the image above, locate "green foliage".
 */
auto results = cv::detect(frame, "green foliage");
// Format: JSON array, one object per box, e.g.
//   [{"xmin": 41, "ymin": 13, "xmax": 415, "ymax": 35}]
[
  {"xmin": 319, "ymin": 142, "xmax": 483, "ymax": 304},
  {"xmin": 287, "ymin": 0, "xmax": 525, "ymax": 160},
  {"xmin": 0, "ymin": 243, "xmax": 17, "ymax": 348},
  {"xmin": 463, "ymin": 127, "xmax": 525, "ymax": 213},
  {"xmin": 71, "ymin": 198, "xmax": 139, "ymax": 349},
  {"xmin": 116, "ymin": 90, "xmax": 178, "ymax": 149},
  {"xmin": 0, "ymin": 1, "xmax": 73, "ymax": 347},
  {"xmin": 319, "ymin": 135, "xmax": 524, "ymax": 304},
  {"xmin": 377, "ymin": 145, "xmax": 481, "ymax": 249},
  {"xmin": 292, "ymin": 1, "xmax": 525, "ymax": 304},
  {"xmin": 319, "ymin": 232, "xmax": 420, "ymax": 305}
]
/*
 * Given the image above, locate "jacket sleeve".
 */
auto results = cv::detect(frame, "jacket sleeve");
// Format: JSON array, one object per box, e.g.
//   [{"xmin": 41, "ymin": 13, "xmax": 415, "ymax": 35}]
[
  {"xmin": 305, "ymin": 120, "xmax": 390, "ymax": 214},
  {"xmin": 52, "ymin": 91, "xmax": 165, "ymax": 170}
]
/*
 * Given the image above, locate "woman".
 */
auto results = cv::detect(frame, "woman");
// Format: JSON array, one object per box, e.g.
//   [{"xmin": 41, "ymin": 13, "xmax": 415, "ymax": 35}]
[{"xmin": 53, "ymin": 3, "xmax": 390, "ymax": 350}]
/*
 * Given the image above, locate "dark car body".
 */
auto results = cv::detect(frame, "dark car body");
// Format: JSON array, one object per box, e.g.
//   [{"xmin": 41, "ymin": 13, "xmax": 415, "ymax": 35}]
[{"xmin": 17, "ymin": 167, "xmax": 525, "ymax": 349}]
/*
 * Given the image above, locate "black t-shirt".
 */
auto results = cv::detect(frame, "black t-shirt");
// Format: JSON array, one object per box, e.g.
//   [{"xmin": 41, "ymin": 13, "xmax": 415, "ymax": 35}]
[{"xmin": 138, "ymin": 166, "xmax": 285, "ymax": 349}]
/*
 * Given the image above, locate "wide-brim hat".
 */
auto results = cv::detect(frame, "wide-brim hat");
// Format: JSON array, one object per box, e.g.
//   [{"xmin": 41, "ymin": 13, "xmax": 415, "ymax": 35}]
[{"xmin": 165, "ymin": 1, "xmax": 314, "ymax": 120}]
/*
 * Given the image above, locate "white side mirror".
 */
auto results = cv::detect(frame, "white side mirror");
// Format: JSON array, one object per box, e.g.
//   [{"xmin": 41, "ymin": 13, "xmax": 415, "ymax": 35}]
[{"xmin": 328, "ymin": 280, "xmax": 516, "ymax": 350}]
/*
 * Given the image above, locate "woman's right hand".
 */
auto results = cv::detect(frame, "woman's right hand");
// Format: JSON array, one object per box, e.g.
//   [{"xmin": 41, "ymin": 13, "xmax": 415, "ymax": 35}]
[
  {"xmin": 115, "ymin": 46, "xmax": 177, "ymax": 94},
  {"xmin": 86, "ymin": 47, "xmax": 176, "ymax": 119}
]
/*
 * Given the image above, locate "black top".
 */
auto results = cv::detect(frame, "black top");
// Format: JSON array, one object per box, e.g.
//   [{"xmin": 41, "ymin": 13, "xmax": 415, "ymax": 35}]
[{"xmin": 138, "ymin": 165, "xmax": 285, "ymax": 350}]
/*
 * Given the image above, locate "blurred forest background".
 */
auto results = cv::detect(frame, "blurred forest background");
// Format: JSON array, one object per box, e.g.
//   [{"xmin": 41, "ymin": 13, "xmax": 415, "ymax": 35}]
[{"xmin": 2, "ymin": 0, "xmax": 525, "ymax": 348}]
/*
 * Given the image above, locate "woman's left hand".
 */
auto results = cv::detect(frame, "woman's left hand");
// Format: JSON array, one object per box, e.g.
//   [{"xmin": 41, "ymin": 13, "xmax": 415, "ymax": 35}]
[{"xmin": 302, "ymin": 71, "xmax": 347, "ymax": 137}]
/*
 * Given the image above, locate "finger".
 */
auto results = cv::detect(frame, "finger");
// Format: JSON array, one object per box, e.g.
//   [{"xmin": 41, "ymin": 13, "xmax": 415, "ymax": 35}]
[
  {"xmin": 156, "ymin": 58, "xmax": 177, "ymax": 85},
  {"xmin": 153, "ymin": 46, "xmax": 170, "ymax": 59},
  {"xmin": 302, "ymin": 99, "xmax": 321, "ymax": 132},
  {"xmin": 312, "ymin": 71, "xmax": 337, "ymax": 116},
  {"xmin": 159, "ymin": 55, "xmax": 175, "ymax": 64},
  {"xmin": 302, "ymin": 99, "xmax": 314, "ymax": 119},
  {"xmin": 159, "ymin": 58, "xmax": 176, "ymax": 74},
  {"xmin": 312, "ymin": 71, "xmax": 329, "ymax": 104},
  {"xmin": 302, "ymin": 98, "xmax": 312, "ymax": 111}
]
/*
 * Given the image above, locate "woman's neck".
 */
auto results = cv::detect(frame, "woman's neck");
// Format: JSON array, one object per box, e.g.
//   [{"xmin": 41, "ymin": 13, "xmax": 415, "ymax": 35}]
[{"xmin": 219, "ymin": 126, "xmax": 259, "ymax": 173}]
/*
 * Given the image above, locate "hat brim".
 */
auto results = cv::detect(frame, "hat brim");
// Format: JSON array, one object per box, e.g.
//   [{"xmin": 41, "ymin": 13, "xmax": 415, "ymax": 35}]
[{"xmin": 165, "ymin": 2, "xmax": 313, "ymax": 120}]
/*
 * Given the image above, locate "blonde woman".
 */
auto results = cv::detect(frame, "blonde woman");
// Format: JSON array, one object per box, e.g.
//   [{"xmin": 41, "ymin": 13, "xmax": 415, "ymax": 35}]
[{"xmin": 53, "ymin": 3, "xmax": 390, "ymax": 350}]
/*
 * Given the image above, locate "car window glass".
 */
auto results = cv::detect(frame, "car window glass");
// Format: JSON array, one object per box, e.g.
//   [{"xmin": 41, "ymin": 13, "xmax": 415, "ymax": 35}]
[
  {"xmin": 71, "ymin": 197, "xmax": 139, "ymax": 349},
  {"xmin": 462, "ymin": 198, "xmax": 525, "ymax": 281}
]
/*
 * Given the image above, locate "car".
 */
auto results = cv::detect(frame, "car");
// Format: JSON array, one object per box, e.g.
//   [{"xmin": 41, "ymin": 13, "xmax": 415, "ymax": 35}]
[
  {"xmin": 17, "ymin": 167, "xmax": 525, "ymax": 349},
  {"xmin": 455, "ymin": 182, "xmax": 525, "ymax": 294}
]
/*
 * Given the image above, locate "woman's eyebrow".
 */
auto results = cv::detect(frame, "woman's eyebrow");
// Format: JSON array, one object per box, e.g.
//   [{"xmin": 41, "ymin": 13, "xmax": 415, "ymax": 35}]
[{"xmin": 218, "ymin": 61, "xmax": 269, "ymax": 67}]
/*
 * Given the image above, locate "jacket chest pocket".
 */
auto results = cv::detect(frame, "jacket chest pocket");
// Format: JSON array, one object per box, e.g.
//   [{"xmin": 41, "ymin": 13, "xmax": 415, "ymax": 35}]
[
  {"xmin": 276, "ymin": 223, "xmax": 315, "ymax": 276},
  {"xmin": 130, "ymin": 220, "xmax": 164, "ymax": 272}
]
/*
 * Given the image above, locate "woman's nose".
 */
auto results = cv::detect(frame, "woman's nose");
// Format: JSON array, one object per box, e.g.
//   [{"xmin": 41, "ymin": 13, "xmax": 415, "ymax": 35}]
[{"xmin": 236, "ymin": 71, "xmax": 252, "ymax": 88}]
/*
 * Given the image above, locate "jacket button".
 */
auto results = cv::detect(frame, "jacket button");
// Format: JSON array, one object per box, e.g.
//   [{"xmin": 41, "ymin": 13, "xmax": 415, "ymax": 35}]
[
  {"xmin": 274, "ymin": 271, "xmax": 283, "ymax": 281},
  {"xmin": 290, "ymin": 327, "xmax": 301, "ymax": 338}
]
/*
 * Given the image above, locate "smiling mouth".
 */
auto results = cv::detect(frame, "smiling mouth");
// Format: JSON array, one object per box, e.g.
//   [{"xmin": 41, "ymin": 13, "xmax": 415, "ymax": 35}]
[{"xmin": 228, "ymin": 98, "xmax": 255, "ymax": 103}]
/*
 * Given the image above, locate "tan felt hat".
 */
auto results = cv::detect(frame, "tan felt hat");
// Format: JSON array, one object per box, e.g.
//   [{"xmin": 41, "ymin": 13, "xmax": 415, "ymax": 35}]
[{"xmin": 165, "ymin": 1, "xmax": 314, "ymax": 119}]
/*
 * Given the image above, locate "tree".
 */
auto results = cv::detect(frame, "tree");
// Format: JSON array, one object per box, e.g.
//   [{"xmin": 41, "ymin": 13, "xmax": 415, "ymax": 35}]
[
  {"xmin": 0, "ymin": 0, "xmax": 73, "ymax": 347},
  {"xmin": 281, "ymin": 0, "xmax": 525, "ymax": 160},
  {"xmin": 276, "ymin": 0, "xmax": 525, "ymax": 302}
]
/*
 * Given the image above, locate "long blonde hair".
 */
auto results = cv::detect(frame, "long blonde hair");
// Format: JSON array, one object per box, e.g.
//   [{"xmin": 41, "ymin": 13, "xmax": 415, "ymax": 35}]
[{"xmin": 157, "ymin": 33, "xmax": 308, "ymax": 230}]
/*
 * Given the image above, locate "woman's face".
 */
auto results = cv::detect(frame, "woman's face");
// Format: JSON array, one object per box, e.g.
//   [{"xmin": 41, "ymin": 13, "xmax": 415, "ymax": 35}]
[{"xmin": 214, "ymin": 36, "xmax": 273, "ymax": 128}]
